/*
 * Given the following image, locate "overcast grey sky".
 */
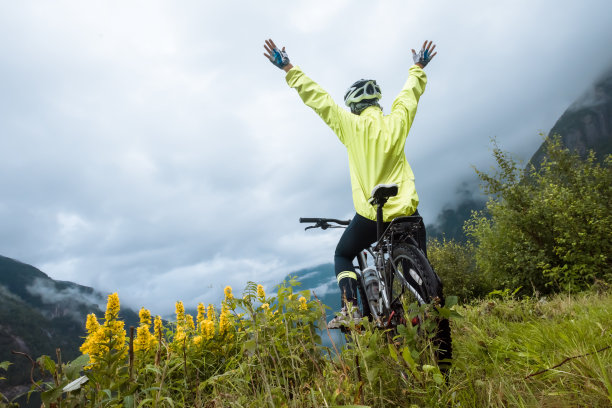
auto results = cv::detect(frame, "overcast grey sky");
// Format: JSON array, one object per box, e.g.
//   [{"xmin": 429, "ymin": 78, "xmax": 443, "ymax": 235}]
[{"xmin": 1, "ymin": 0, "xmax": 611, "ymax": 315}]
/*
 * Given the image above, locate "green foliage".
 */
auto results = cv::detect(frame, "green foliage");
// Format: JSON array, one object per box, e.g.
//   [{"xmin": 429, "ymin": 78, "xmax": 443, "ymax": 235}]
[
  {"xmin": 466, "ymin": 135, "xmax": 612, "ymax": 294},
  {"xmin": 11, "ymin": 280, "xmax": 611, "ymax": 407},
  {"xmin": 25, "ymin": 279, "xmax": 459, "ymax": 407},
  {"xmin": 204, "ymin": 277, "xmax": 327, "ymax": 406},
  {"xmin": 428, "ymin": 238, "xmax": 493, "ymax": 302},
  {"xmin": 451, "ymin": 291, "xmax": 612, "ymax": 407},
  {"xmin": 0, "ymin": 361, "xmax": 13, "ymax": 406}
]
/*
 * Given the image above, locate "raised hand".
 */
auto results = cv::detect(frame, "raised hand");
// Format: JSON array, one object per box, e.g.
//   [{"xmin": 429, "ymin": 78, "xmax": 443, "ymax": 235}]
[
  {"xmin": 412, "ymin": 40, "xmax": 437, "ymax": 68},
  {"xmin": 263, "ymin": 39, "xmax": 292, "ymax": 71}
]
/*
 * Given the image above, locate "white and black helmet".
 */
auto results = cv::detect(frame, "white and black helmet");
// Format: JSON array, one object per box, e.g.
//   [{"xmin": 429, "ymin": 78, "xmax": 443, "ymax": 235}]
[{"xmin": 343, "ymin": 79, "xmax": 382, "ymax": 107}]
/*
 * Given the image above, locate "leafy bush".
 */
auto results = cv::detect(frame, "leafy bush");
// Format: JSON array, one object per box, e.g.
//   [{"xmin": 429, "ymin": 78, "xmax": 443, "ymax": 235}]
[
  {"xmin": 465, "ymin": 136, "xmax": 612, "ymax": 294},
  {"xmin": 428, "ymin": 238, "xmax": 493, "ymax": 302}
]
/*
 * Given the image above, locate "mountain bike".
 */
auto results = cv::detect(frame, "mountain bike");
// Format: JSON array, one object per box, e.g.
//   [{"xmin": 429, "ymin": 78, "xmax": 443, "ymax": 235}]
[{"xmin": 300, "ymin": 184, "xmax": 452, "ymax": 365}]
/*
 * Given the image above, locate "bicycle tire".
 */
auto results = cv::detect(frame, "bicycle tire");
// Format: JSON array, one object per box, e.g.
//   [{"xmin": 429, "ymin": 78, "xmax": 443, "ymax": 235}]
[{"xmin": 388, "ymin": 243, "xmax": 452, "ymax": 366}]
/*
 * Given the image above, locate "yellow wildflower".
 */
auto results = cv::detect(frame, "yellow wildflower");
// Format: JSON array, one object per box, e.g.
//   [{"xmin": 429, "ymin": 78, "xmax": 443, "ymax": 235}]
[
  {"xmin": 154, "ymin": 315, "xmax": 163, "ymax": 340},
  {"xmin": 186, "ymin": 314, "xmax": 195, "ymax": 331},
  {"xmin": 174, "ymin": 327, "xmax": 186, "ymax": 345},
  {"xmin": 201, "ymin": 304, "xmax": 216, "ymax": 340},
  {"xmin": 85, "ymin": 313, "xmax": 100, "ymax": 334},
  {"xmin": 105, "ymin": 293, "xmax": 121, "ymax": 321},
  {"xmin": 175, "ymin": 301, "xmax": 186, "ymax": 324},
  {"xmin": 81, "ymin": 293, "xmax": 127, "ymax": 368},
  {"xmin": 299, "ymin": 296, "xmax": 308, "ymax": 311},
  {"xmin": 197, "ymin": 303, "xmax": 206, "ymax": 328},
  {"xmin": 204, "ymin": 319, "xmax": 215, "ymax": 340},
  {"xmin": 192, "ymin": 335, "xmax": 203, "ymax": 346},
  {"xmin": 134, "ymin": 324, "xmax": 154, "ymax": 352},
  {"xmin": 224, "ymin": 285, "xmax": 233, "ymax": 300},
  {"xmin": 134, "ymin": 307, "xmax": 156, "ymax": 352},
  {"xmin": 80, "ymin": 313, "xmax": 101, "ymax": 358},
  {"xmin": 219, "ymin": 303, "xmax": 231, "ymax": 336},
  {"xmin": 139, "ymin": 307, "xmax": 152, "ymax": 326},
  {"xmin": 207, "ymin": 304, "xmax": 216, "ymax": 322},
  {"xmin": 103, "ymin": 293, "xmax": 127, "ymax": 353},
  {"xmin": 173, "ymin": 301, "xmax": 188, "ymax": 345},
  {"xmin": 257, "ymin": 284, "xmax": 266, "ymax": 300},
  {"xmin": 261, "ymin": 303, "xmax": 270, "ymax": 311}
]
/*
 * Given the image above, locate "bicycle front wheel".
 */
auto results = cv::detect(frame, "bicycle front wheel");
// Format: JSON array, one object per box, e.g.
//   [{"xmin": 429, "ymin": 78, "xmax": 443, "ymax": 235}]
[{"xmin": 388, "ymin": 243, "xmax": 452, "ymax": 365}]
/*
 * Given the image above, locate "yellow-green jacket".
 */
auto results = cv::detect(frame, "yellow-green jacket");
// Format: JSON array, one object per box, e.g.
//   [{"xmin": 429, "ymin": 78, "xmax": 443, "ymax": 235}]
[{"xmin": 285, "ymin": 65, "xmax": 427, "ymax": 222}]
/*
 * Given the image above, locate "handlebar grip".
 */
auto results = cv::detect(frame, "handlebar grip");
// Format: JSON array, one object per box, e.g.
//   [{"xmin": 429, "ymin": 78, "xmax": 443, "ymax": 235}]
[{"xmin": 299, "ymin": 217, "xmax": 351, "ymax": 225}]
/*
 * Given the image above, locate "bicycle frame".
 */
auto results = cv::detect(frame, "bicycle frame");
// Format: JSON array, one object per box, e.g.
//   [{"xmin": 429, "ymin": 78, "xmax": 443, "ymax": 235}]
[
  {"xmin": 300, "ymin": 206, "xmax": 453, "ymax": 366},
  {"xmin": 299, "ymin": 209, "xmax": 429, "ymax": 327}
]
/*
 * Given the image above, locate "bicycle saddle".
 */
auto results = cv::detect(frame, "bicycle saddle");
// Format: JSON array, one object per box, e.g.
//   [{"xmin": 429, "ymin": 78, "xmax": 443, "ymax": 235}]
[{"xmin": 368, "ymin": 183, "xmax": 398, "ymax": 206}]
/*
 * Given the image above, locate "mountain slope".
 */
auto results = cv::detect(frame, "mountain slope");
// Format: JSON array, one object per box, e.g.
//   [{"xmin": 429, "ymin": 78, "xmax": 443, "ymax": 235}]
[
  {"xmin": 530, "ymin": 67, "xmax": 612, "ymax": 166},
  {"xmin": 281, "ymin": 263, "xmax": 340, "ymax": 314},
  {"xmin": 0, "ymin": 255, "xmax": 138, "ymax": 401}
]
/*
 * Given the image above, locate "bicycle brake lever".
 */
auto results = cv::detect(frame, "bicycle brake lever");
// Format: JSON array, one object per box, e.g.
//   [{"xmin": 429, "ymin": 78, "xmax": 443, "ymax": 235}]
[{"xmin": 305, "ymin": 225, "xmax": 317, "ymax": 231}]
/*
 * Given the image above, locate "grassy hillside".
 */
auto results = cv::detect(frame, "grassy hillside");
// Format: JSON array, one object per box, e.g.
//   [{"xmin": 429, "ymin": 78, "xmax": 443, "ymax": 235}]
[
  {"xmin": 450, "ymin": 290, "xmax": 611, "ymax": 407},
  {"xmin": 6, "ymin": 282, "xmax": 609, "ymax": 408}
]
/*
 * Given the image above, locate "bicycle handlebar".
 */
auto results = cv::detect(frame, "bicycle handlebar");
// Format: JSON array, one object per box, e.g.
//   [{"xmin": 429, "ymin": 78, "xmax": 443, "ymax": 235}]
[{"xmin": 299, "ymin": 217, "xmax": 351, "ymax": 230}]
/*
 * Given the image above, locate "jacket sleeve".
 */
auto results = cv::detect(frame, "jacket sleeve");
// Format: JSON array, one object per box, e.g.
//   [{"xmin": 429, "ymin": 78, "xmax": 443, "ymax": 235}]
[
  {"xmin": 389, "ymin": 65, "xmax": 428, "ymax": 135},
  {"xmin": 285, "ymin": 66, "xmax": 353, "ymax": 145}
]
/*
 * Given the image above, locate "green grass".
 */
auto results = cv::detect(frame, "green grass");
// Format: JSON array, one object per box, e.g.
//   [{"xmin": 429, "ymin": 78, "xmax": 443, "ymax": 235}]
[
  {"xmin": 9, "ymin": 285, "xmax": 612, "ymax": 408},
  {"xmin": 450, "ymin": 290, "xmax": 612, "ymax": 407}
]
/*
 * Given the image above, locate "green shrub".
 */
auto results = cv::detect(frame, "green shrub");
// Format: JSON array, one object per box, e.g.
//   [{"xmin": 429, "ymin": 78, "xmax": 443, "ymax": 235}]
[
  {"xmin": 465, "ymin": 136, "xmax": 612, "ymax": 294},
  {"xmin": 428, "ymin": 238, "xmax": 493, "ymax": 302}
]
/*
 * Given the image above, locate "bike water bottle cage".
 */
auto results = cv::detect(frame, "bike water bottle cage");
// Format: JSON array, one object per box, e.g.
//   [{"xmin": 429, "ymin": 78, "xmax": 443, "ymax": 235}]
[
  {"xmin": 344, "ymin": 79, "xmax": 382, "ymax": 107},
  {"xmin": 412, "ymin": 47, "xmax": 432, "ymax": 67},
  {"xmin": 269, "ymin": 47, "xmax": 290, "ymax": 69},
  {"xmin": 368, "ymin": 184, "xmax": 399, "ymax": 207}
]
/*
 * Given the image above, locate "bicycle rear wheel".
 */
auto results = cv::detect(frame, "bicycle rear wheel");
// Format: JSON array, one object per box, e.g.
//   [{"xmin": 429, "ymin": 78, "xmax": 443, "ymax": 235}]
[{"xmin": 388, "ymin": 243, "xmax": 452, "ymax": 366}]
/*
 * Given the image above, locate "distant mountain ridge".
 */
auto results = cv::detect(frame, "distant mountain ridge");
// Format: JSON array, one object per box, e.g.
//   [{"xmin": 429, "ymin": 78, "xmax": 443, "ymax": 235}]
[
  {"xmin": 530, "ymin": 67, "xmax": 612, "ymax": 166},
  {"xmin": 281, "ymin": 263, "xmax": 340, "ymax": 314}
]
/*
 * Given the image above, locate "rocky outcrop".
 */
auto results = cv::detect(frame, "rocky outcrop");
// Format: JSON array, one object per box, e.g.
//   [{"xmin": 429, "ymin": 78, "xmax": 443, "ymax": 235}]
[{"xmin": 530, "ymin": 67, "xmax": 612, "ymax": 166}]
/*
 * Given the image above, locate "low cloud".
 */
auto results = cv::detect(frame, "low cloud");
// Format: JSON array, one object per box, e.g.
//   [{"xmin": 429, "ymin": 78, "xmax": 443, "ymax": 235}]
[
  {"xmin": 568, "ymin": 67, "xmax": 612, "ymax": 112},
  {"xmin": 26, "ymin": 278, "xmax": 105, "ymax": 321}
]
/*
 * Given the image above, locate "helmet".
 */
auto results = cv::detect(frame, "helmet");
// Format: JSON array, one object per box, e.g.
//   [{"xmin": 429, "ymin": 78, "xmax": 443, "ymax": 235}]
[{"xmin": 344, "ymin": 79, "xmax": 382, "ymax": 107}]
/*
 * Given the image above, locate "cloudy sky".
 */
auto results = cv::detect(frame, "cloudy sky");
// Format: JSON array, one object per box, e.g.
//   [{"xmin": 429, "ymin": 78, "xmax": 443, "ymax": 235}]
[{"xmin": 1, "ymin": 1, "xmax": 611, "ymax": 315}]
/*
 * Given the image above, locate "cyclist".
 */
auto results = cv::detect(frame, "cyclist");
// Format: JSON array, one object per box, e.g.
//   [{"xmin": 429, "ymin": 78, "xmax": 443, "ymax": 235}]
[{"xmin": 263, "ymin": 38, "xmax": 437, "ymax": 329}]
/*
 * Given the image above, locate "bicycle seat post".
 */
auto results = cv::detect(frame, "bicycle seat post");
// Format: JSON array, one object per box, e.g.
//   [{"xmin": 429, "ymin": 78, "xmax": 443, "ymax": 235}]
[
  {"xmin": 369, "ymin": 184, "xmax": 399, "ymax": 243},
  {"xmin": 376, "ymin": 202, "xmax": 385, "ymax": 242}
]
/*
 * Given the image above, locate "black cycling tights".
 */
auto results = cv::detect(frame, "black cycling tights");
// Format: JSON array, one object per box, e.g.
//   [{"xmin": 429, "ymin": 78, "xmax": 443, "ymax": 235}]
[{"xmin": 334, "ymin": 211, "xmax": 427, "ymax": 304}]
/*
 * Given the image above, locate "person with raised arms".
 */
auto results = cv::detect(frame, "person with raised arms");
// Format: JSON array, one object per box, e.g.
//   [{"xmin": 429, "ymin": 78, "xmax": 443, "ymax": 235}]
[{"xmin": 263, "ymin": 38, "xmax": 437, "ymax": 328}]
